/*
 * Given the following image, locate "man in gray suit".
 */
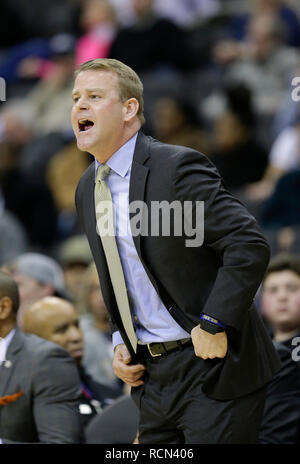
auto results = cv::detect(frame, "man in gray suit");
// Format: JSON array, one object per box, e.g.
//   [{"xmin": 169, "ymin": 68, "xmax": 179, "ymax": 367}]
[{"xmin": 0, "ymin": 271, "xmax": 83, "ymax": 443}]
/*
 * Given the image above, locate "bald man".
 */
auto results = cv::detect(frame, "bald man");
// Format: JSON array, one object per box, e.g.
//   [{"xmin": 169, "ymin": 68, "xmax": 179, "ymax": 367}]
[
  {"xmin": 0, "ymin": 271, "xmax": 83, "ymax": 444},
  {"xmin": 23, "ymin": 297, "xmax": 122, "ymax": 430}
]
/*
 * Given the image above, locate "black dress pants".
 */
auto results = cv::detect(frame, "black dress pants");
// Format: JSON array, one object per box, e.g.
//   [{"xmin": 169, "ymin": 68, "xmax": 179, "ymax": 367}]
[{"xmin": 131, "ymin": 344, "xmax": 266, "ymax": 444}]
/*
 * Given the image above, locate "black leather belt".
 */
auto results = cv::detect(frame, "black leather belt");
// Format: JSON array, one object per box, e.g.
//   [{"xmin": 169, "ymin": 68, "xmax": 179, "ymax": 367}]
[{"xmin": 138, "ymin": 337, "xmax": 192, "ymax": 357}]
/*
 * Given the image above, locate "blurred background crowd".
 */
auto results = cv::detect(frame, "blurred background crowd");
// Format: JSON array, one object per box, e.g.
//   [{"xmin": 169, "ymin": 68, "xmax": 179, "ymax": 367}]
[{"xmin": 1, "ymin": 0, "xmax": 300, "ymax": 444}]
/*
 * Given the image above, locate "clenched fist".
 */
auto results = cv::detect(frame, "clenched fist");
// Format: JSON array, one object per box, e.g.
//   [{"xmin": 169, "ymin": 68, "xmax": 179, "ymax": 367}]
[
  {"xmin": 113, "ymin": 344, "xmax": 146, "ymax": 387},
  {"xmin": 191, "ymin": 325, "xmax": 227, "ymax": 359}
]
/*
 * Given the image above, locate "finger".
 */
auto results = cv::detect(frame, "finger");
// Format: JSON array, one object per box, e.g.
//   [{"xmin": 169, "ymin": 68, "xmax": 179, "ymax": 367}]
[
  {"xmin": 116, "ymin": 367, "xmax": 146, "ymax": 381},
  {"xmin": 115, "ymin": 346, "xmax": 131, "ymax": 362},
  {"xmin": 125, "ymin": 379, "xmax": 144, "ymax": 387},
  {"xmin": 115, "ymin": 362, "xmax": 146, "ymax": 374},
  {"xmin": 114, "ymin": 362, "xmax": 146, "ymax": 378}
]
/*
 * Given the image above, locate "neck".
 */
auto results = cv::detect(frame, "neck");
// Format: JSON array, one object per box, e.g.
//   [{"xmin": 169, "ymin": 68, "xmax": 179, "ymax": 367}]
[
  {"xmin": 274, "ymin": 327, "xmax": 300, "ymax": 343},
  {"xmin": 0, "ymin": 320, "xmax": 16, "ymax": 339},
  {"xmin": 93, "ymin": 123, "xmax": 140, "ymax": 164}
]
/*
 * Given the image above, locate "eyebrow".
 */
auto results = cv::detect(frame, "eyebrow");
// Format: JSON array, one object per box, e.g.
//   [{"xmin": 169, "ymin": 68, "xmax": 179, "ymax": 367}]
[
  {"xmin": 54, "ymin": 318, "xmax": 79, "ymax": 331},
  {"xmin": 54, "ymin": 322, "xmax": 69, "ymax": 332},
  {"xmin": 72, "ymin": 88, "xmax": 105, "ymax": 96}
]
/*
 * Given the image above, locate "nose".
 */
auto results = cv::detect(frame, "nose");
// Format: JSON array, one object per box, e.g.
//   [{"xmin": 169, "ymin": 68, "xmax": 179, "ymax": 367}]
[
  {"xmin": 74, "ymin": 95, "xmax": 89, "ymax": 111},
  {"xmin": 277, "ymin": 288, "xmax": 289, "ymax": 301}
]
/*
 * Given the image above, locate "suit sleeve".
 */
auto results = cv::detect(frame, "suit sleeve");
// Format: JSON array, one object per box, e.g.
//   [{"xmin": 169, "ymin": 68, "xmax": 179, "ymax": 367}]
[
  {"xmin": 2, "ymin": 346, "xmax": 84, "ymax": 444},
  {"xmin": 259, "ymin": 343, "xmax": 300, "ymax": 444},
  {"xmin": 173, "ymin": 149, "xmax": 271, "ymax": 330},
  {"xmin": 32, "ymin": 346, "xmax": 83, "ymax": 443}
]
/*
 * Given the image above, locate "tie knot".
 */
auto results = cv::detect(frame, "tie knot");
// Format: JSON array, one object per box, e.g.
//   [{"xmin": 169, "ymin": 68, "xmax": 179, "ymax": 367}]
[{"xmin": 97, "ymin": 164, "xmax": 111, "ymax": 181}]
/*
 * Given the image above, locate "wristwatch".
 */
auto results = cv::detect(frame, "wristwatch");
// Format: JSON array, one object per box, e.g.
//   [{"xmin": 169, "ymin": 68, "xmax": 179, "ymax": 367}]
[{"xmin": 199, "ymin": 314, "xmax": 226, "ymax": 335}]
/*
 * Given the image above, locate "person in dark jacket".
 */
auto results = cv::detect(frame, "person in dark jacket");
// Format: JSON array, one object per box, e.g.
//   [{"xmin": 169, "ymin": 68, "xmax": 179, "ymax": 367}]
[{"xmin": 23, "ymin": 296, "xmax": 123, "ymax": 432}]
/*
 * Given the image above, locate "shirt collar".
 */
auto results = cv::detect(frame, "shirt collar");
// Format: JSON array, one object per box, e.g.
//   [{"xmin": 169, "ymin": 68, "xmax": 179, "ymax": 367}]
[
  {"xmin": 94, "ymin": 132, "xmax": 138, "ymax": 180},
  {"xmin": 0, "ymin": 328, "xmax": 16, "ymax": 361},
  {"xmin": 4, "ymin": 328, "xmax": 16, "ymax": 348}
]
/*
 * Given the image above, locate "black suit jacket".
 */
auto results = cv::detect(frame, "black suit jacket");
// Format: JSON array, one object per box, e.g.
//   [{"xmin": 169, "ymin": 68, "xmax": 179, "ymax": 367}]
[
  {"xmin": 260, "ymin": 341, "xmax": 300, "ymax": 443},
  {"xmin": 75, "ymin": 131, "xmax": 281, "ymax": 400},
  {"xmin": 0, "ymin": 329, "xmax": 83, "ymax": 443}
]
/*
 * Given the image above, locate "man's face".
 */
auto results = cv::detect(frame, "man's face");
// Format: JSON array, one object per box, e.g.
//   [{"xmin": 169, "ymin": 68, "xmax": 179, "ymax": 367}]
[
  {"xmin": 261, "ymin": 270, "xmax": 300, "ymax": 332},
  {"xmin": 71, "ymin": 70, "xmax": 126, "ymax": 157},
  {"xmin": 38, "ymin": 303, "xmax": 84, "ymax": 363}
]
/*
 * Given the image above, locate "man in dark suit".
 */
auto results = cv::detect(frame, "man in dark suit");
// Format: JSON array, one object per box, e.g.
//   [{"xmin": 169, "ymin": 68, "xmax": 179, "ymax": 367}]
[
  {"xmin": 72, "ymin": 58, "xmax": 281, "ymax": 444},
  {"xmin": 22, "ymin": 296, "xmax": 123, "ymax": 432},
  {"xmin": 0, "ymin": 271, "xmax": 83, "ymax": 443},
  {"xmin": 259, "ymin": 253, "xmax": 300, "ymax": 443}
]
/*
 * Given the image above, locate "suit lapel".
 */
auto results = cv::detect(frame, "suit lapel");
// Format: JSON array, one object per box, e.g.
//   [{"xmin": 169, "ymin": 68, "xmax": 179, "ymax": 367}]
[
  {"xmin": 129, "ymin": 132, "xmax": 162, "ymax": 297},
  {"xmin": 0, "ymin": 329, "xmax": 23, "ymax": 398},
  {"xmin": 129, "ymin": 132, "xmax": 151, "ymax": 258}
]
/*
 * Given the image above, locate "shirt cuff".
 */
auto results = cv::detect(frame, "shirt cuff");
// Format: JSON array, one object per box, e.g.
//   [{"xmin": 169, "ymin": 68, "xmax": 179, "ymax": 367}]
[{"xmin": 112, "ymin": 331, "xmax": 125, "ymax": 349}]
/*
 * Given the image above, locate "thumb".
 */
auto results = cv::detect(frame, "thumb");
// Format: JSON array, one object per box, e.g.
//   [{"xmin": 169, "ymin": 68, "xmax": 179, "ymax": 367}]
[
  {"xmin": 123, "ymin": 352, "xmax": 132, "ymax": 364},
  {"xmin": 120, "ymin": 346, "xmax": 132, "ymax": 364}
]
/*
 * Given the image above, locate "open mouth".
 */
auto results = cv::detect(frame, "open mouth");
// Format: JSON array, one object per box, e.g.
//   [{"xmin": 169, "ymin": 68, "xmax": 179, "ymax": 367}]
[{"xmin": 78, "ymin": 119, "xmax": 94, "ymax": 132}]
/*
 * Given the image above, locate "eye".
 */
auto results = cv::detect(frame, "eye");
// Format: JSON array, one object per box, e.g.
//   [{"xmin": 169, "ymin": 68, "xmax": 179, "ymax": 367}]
[
  {"xmin": 72, "ymin": 96, "xmax": 79, "ymax": 103},
  {"xmin": 90, "ymin": 94, "xmax": 101, "ymax": 100},
  {"xmin": 287, "ymin": 284, "xmax": 299, "ymax": 292},
  {"xmin": 55, "ymin": 324, "xmax": 68, "ymax": 334}
]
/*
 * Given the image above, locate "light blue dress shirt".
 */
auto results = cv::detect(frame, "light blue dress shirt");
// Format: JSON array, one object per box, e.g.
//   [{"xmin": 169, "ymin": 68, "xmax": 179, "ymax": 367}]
[{"xmin": 95, "ymin": 133, "xmax": 190, "ymax": 347}]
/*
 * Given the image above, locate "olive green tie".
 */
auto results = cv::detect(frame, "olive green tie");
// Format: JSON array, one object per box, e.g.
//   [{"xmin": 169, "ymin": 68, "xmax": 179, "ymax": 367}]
[{"xmin": 94, "ymin": 164, "xmax": 137, "ymax": 354}]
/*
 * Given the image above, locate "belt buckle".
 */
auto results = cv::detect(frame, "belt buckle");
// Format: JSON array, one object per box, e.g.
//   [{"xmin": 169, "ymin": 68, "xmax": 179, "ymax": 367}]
[{"xmin": 147, "ymin": 343, "xmax": 162, "ymax": 357}]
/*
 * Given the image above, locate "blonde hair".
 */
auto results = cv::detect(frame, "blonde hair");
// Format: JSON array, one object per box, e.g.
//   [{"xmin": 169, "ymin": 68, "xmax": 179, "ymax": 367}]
[{"xmin": 75, "ymin": 58, "xmax": 145, "ymax": 125}]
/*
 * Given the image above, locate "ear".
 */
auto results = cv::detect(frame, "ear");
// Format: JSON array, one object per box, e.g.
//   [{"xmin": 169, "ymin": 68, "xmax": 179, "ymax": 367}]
[
  {"xmin": 123, "ymin": 98, "xmax": 139, "ymax": 122},
  {"xmin": 0, "ymin": 297, "xmax": 13, "ymax": 320}
]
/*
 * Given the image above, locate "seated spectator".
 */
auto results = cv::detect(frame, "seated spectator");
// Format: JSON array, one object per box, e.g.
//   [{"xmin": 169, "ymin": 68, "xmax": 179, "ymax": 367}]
[
  {"xmin": 75, "ymin": 0, "xmax": 118, "ymax": 67},
  {"xmin": 154, "ymin": 0, "xmax": 221, "ymax": 27},
  {"xmin": 259, "ymin": 341, "xmax": 300, "ymax": 443},
  {"xmin": 24, "ymin": 34, "xmax": 76, "ymax": 136},
  {"xmin": 230, "ymin": 0, "xmax": 300, "ymax": 48},
  {"xmin": 246, "ymin": 119, "xmax": 300, "ymax": 202},
  {"xmin": 23, "ymin": 296, "xmax": 122, "ymax": 433},
  {"xmin": 109, "ymin": 0, "xmax": 196, "ymax": 73},
  {"xmin": 0, "ymin": 210, "xmax": 28, "ymax": 266},
  {"xmin": 0, "ymin": 114, "xmax": 59, "ymax": 247},
  {"xmin": 77, "ymin": 263, "xmax": 118, "ymax": 388},
  {"xmin": 260, "ymin": 253, "xmax": 300, "ymax": 344},
  {"xmin": 109, "ymin": 0, "xmax": 220, "ymax": 27},
  {"xmin": 261, "ymin": 170, "xmax": 300, "ymax": 233},
  {"xmin": 0, "ymin": 271, "xmax": 83, "ymax": 443},
  {"xmin": 46, "ymin": 142, "xmax": 92, "ymax": 239},
  {"xmin": 210, "ymin": 84, "xmax": 268, "ymax": 191},
  {"xmin": 58, "ymin": 235, "xmax": 93, "ymax": 302},
  {"xmin": 213, "ymin": 14, "xmax": 300, "ymax": 116},
  {"xmin": 258, "ymin": 254, "xmax": 300, "ymax": 443},
  {"xmin": 152, "ymin": 96, "xmax": 209, "ymax": 154},
  {"xmin": 7, "ymin": 252, "xmax": 68, "ymax": 329}
]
